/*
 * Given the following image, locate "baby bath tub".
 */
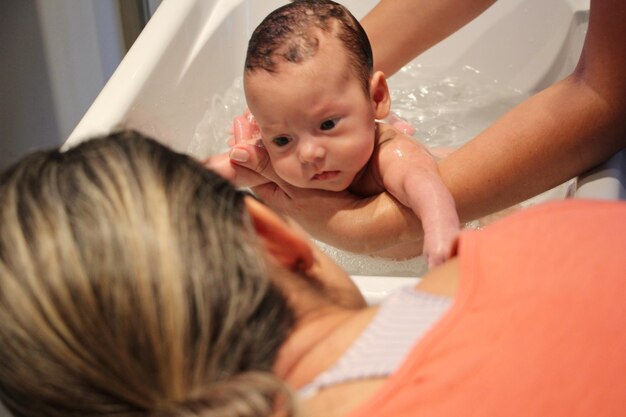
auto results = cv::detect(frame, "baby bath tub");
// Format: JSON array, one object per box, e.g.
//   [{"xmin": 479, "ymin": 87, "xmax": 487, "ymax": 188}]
[{"xmin": 66, "ymin": 0, "xmax": 624, "ymax": 303}]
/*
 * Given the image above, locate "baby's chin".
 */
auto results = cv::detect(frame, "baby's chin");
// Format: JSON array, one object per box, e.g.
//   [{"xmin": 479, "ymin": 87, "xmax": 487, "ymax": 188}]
[
  {"xmin": 280, "ymin": 173, "xmax": 353, "ymax": 192},
  {"xmin": 309, "ymin": 182, "xmax": 349, "ymax": 192},
  {"xmin": 307, "ymin": 177, "xmax": 354, "ymax": 192}
]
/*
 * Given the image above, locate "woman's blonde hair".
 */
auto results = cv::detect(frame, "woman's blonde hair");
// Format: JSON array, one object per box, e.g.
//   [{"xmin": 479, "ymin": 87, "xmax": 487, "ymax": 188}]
[{"xmin": 0, "ymin": 131, "xmax": 295, "ymax": 417}]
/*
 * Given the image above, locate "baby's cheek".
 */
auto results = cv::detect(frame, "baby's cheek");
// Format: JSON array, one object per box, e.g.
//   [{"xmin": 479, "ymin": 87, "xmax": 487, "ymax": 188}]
[
  {"xmin": 352, "ymin": 140, "xmax": 376, "ymax": 168},
  {"xmin": 272, "ymin": 157, "xmax": 302, "ymax": 186}
]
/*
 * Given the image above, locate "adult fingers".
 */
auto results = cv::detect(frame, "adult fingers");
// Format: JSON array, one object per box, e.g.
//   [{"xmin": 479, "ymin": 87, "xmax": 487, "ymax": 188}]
[
  {"xmin": 230, "ymin": 144, "xmax": 279, "ymax": 183},
  {"xmin": 203, "ymin": 152, "xmax": 269, "ymax": 188},
  {"xmin": 202, "ymin": 153, "xmax": 236, "ymax": 180}
]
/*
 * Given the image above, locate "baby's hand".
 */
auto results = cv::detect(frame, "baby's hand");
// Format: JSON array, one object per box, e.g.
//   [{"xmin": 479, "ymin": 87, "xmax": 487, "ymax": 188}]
[
  {"xmin": 423, "ymin": 221, "xmax": 459, "ymax": 269},
  {"xmin": 383, "ymin": 112, "xmax": 415, "ymax": 136},
  {"xmin": 203, "ymin": 110, "xmax": 267, "ymax": 187},
  {"xmin": 229, "ymin": 109, "xmax": 262, "ymax": 147}
]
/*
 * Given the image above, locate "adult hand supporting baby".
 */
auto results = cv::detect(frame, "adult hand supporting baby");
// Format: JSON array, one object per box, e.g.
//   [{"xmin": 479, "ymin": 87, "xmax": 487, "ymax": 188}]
[
  {"xmin": 223, "ymin": 110, "xmax": 426, "ymax": 257},
  {"xmin": 229, "ymin": 142, "xmax": 425, "ymax": 257},
  {"xmin": 203, "ymin": 113, "xmax": 270, "ymax": 188}
]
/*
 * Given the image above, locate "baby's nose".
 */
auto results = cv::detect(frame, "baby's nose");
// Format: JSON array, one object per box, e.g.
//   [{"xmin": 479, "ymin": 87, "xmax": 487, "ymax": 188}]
[{"xmin": 299, "ymin": 140, "xmax": 326, "ymax": 164}]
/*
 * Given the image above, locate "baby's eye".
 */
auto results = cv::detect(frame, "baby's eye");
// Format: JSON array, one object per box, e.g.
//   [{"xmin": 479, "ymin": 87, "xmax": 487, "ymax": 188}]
[
  {"xmin": 272, "ymin": 136, "xmax": 292, "ymax": 147},
  {"xmin": 320, "ymin": 118, "xmax": 338, "ymax": 131}
]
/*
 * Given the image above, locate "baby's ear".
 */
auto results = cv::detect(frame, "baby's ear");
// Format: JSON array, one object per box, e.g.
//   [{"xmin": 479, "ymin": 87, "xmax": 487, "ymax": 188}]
[{"xmin": 370, "ymin": 71, "xmax": 391, "ymax": 119}]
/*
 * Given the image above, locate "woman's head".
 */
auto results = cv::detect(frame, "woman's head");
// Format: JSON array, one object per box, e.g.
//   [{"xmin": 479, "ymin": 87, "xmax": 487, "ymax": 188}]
[{"xmin": 0, "ymin": 131, "xmax": 295, "ymax": 417}]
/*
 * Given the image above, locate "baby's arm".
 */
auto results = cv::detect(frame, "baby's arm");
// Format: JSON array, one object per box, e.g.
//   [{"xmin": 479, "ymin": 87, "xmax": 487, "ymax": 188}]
[{"xmin": 376, "ymin": 124, "xmax": 460, "ymax": 268}]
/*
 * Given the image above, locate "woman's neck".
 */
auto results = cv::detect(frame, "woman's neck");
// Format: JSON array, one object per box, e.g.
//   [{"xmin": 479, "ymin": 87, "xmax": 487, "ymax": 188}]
[{"xmin": 273, "ymin": 305, "xmax": 379, "ymax": 389}]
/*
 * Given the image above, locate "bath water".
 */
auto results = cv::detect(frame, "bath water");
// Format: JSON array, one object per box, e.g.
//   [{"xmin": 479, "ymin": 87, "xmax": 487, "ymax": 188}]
[
  {"xmin": 189, "ymin": 63, "xmax": 566, "ymax": 277},
  {"xmin": 386, "ymin": 63, "xmax": 527, "ymax": 148},
  {"xmin": 188, "ymin": 63, "xmax": 527, "ymax": 157}
]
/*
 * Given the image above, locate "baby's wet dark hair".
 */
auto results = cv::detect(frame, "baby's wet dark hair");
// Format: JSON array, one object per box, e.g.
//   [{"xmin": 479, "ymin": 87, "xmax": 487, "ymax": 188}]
[{"xmin": 245, "ymin": 0, "xmax": 374, "ymax": 94}]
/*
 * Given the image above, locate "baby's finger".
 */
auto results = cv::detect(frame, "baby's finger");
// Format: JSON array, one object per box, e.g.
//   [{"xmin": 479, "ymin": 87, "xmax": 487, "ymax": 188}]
[
  {"xmin": 233, "ymin": 115, "xmax": 252, "ymax": 144},
  {"xmin": 386, "ymin": 112, "xmax": 416, "ymax": 136}
]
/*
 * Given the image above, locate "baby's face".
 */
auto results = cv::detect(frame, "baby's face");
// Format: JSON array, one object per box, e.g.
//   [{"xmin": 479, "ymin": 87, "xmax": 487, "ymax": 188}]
[{"xmin": 244, "ymin": 37, "xmax": 377, "ymax": 192}]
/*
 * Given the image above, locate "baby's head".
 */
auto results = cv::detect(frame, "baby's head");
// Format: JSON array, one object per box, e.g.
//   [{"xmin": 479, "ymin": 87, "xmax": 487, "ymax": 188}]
[
  {"xmin": 243, "ymin": 0, "xmax": 390, "ymax": 191},
  {"xmin": 246, "ymin": 0, "xmax": 373, "ymax": 94}
]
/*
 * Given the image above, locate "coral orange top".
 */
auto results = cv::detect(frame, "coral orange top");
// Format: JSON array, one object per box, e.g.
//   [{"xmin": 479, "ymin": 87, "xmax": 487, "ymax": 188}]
[{"xmin": 347, "ymin": 200, "xmax": 626, "ymax": 417}]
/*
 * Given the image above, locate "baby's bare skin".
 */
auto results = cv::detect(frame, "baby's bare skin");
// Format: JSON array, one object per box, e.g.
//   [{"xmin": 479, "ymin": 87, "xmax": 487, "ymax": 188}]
[
  {"xmin": 204, "ymin": 30, "xmax": 458, "ymax": 268},
  {"xmin": 349, "ymin": 123, "xmax": 459, "ymax": 267},
  {"xmin": 206, "ymin": 119, "xmax": 459, "ymax": 268}
]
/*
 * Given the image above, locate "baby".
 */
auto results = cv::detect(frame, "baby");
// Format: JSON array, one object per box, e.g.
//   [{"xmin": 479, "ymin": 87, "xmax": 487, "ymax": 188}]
[{"xmin": 208, "ymin": 0, "xmax": 459, "ymax": 267}]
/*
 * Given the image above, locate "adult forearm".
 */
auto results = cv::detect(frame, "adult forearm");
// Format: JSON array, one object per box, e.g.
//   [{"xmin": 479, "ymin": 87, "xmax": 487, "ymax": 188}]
[
  {"xmin": 361, "ymin": 0, "xmax": 496, "ymax": 76},
  {"xmin": 442, "ymin": 0, "xmax": 626, "ymax": 222},
  {"xmin": 326, "ymin": 73, "xmax": 626, "ymax": 255},
  {"xmin": 441, "ymin": 75, "xmax": 626, "ymax": 223}
]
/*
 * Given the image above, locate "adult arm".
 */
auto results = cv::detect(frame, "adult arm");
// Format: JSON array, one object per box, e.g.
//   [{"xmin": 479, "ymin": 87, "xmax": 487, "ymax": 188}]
[
  {"xmin": 361, "ymin": 0, "xmax": 496, "ymax": 76},
  {"xmin": 439, "ymin": 0, "xmax": 626, "ymax": 221}
]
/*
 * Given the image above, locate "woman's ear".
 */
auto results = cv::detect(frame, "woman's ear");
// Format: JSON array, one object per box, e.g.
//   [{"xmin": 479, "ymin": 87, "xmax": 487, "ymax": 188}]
[
  {"xmin": 244, "ymin": 196, "xmax": 315, "ymax": 271},
  {"xmin": 370, "ymin": 71, "xmax": 391, "ymax": 119}
]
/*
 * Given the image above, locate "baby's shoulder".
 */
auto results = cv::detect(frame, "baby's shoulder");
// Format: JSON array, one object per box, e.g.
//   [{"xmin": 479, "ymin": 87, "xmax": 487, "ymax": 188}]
[
  {"xmin": 374, "ymin": 123, "xmax": 425, "ymax": 154},
  {"xmin": 374, "ymin": 122, "xmax": 400, "ymax": 145}
]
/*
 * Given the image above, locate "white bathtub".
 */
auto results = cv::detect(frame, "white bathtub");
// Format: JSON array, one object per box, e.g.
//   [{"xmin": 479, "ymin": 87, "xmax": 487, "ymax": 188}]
[{"xmin": 65, "ymin": 0, "xmax": 624, "ymax": 303}]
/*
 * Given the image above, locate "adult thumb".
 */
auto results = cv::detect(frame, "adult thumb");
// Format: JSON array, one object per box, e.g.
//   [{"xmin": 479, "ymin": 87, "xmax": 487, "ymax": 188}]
[{"xmin": 229, "ymin": 144, "xmax": 281, "ymax": 184}]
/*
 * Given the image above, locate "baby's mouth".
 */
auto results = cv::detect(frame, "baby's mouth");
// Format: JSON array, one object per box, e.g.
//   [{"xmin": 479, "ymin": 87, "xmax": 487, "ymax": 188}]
[{"xmin": 312, "ymin": 170, "xmax": 340, "ymax": 181}]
